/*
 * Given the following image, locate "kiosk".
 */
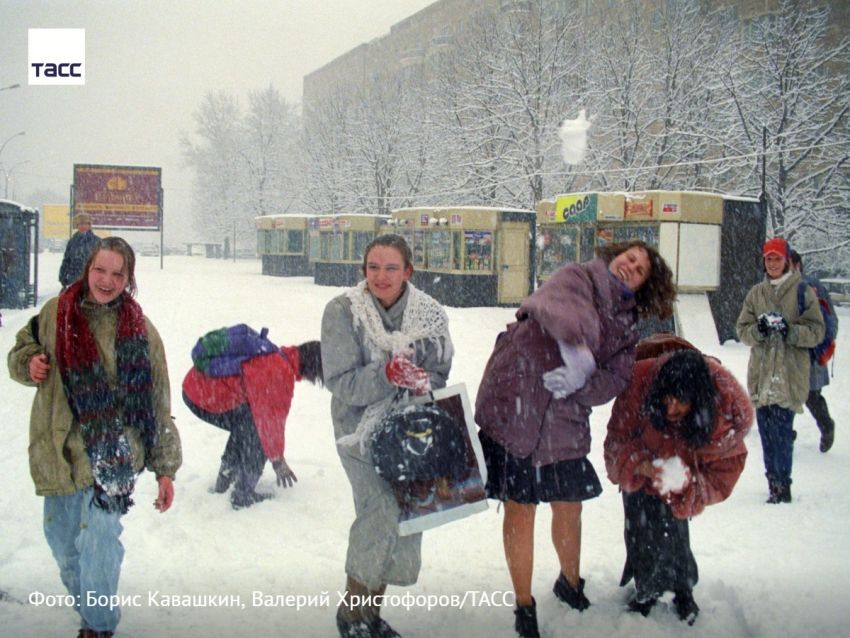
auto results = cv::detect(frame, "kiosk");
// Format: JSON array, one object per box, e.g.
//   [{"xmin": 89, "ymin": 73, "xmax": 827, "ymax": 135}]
[
  {"xmin": 390, "ymin": 206, "xmax": 536, "ymax": 307},
  {"xmin": 535, "ymin": 191, "xmax": 765, "ymax": 342},
  {"xmin": 256, "ymin": 214, "xmax": 317, "ymax": 276},
  {"xmin": 312, "ymin": 214, "xmax": 390, "ymax": 287},
  {"xmin": 0, "ymin": 200, "xmax": 39, "ymax": 310}
]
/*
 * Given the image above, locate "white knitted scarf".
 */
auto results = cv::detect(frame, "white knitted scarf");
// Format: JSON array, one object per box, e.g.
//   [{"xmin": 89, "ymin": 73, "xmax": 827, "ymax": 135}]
[{"xmin": 336, "ymin": 280, "xmax": 453, "ymax": 454}]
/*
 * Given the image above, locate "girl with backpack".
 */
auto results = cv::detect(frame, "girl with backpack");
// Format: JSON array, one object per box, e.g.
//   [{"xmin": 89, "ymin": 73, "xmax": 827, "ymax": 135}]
[{"xmin": 182, "ymin": 326, "xmax": 322, "ymax": 509}]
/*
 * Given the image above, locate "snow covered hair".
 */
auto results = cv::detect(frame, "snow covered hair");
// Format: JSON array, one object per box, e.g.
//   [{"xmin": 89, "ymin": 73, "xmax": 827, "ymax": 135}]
[{"xmin": 643, "ymin": 349, "xmax": 716, "ymax": 447}]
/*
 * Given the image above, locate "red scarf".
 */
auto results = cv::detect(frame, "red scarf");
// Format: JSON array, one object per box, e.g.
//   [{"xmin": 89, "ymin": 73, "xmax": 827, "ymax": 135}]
[{"xmin": 56, "ymin": 281, "xmax": 157, "ymax": 513}]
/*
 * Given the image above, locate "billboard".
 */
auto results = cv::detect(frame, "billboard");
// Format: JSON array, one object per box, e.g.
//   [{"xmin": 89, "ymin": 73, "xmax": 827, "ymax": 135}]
[{"xmin": 72, "ymin": 164, "xmax": 161, "ymax": 229}]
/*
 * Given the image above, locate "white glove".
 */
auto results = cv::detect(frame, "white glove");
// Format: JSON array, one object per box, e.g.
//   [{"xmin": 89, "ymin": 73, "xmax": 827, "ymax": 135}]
[{"xmin": 542, "ymin": 342, "xmax": 596, "ymax": 399}]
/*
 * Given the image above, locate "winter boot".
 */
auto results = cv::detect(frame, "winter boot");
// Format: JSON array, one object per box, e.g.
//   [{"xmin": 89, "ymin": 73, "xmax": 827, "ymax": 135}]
[
  {"xmin": 337, "ymin": 577, "xmax": 377, "ymax": 638},
  {"xmin": 213, "ymin": 463, "xmax": 234, "ymax": 494},
  {"xmin": 767, "ymin": 482, "xmax": 792, "ymax": 504},
  {"xmin": 674, "ymin": 589, "xmax": 700, "ymax": 625},
  {"xmin": 626, "ymin": 594, "xmax": 657, "ymax": 617},
  {"xmin": 230, "ymin": 489, "xmax": 273, "ymax": 510},
  {"xmin": 553, "ymin": 574, "xmax": 590, "ymax": 611},
  {"xmin": 368, "ymin": 584, "xmax": 401, "ymax": 638},
  {"xmin": 513, "ymin": 598, "xmax": 540, "ymax": 638},
  {"xmin": 819, "ymin": 420, "xmax": 835, "ymax": 453},
  {"xmin": 336, "ymin": 607, "xmax": 376, "ymax": 638}
]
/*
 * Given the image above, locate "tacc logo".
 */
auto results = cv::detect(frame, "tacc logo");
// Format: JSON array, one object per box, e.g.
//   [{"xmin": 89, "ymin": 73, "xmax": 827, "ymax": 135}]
[{"xmin": 28, "ymin": 29, "xmax": 85, "ymax": 86}]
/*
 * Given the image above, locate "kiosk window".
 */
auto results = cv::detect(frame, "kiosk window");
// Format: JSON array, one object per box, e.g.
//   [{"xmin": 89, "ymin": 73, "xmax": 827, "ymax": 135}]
[
  {"xmin": 353, "ymin": 231, "xmax": 372, "ymax": 261},
  {"xmin": 287, "ymin": 230, "xmax": 304, "ymax": 253},
  {"xmin": 464, "ymin": 231, "xmax": 492, "ymax": 271},
  {"xmin": 614, "ymin": 224, "xmax": 658, "ymax": 247},
  {"xmin": 412, "ymin": 231, "xmax": 426, "ymax": 267},
  {"xmin": 321, "ymin": 233, "xmax": 345, "ymax": 260},
  {"xmin": 309, "ymin": 233, "xmax": 320, "ymax": 260},
  {"xmin": 258, "ymin": 230, "xmax": 270, "ymax": 254},
  {"xmin": 540, "ymin": 226, "xmax": 578, "ymax": 276},
  {"xmin": 426, "ymin": 230, "xmax": 451, "ymax": 270},
  {"xmin": 274, "ymin": 230, "xmax": 287, "ymax": 253}
]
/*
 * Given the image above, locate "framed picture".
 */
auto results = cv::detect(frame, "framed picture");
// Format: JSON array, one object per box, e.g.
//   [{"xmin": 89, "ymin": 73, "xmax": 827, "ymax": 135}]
[{"xmin": 389, "ymin": 383, "xmax": 489, "ymax": 536}]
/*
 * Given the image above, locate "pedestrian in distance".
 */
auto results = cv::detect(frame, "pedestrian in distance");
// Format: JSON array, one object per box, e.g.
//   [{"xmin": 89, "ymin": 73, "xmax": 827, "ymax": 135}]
[
  {"xmin": 7, "ymin": 237, "xmax": 182, "ymax": 638},
  {"xmin": 474, "ymin": 239, "xmax": 676, "ymax": 638},
  {"xmin": 604, "ymin": 335, "xmax": 753, "ymax": 625},
  {"xmin": 321, "ymin": 233, "xmax": 454, "ymax": 638},
  {"xmin": 789, "ymin": 249, "xmax": 838, "ymax": 453},
  {"xmin": 182, "ymin": 326, "xmax": 323, "ymax": 509},
  {"xmin": 59, "ymin": 212, "xmax": 100, "ymax": 290},
  {"xmin": 736, "ymin": 237, "xmax": 824, "ymax": 504}
]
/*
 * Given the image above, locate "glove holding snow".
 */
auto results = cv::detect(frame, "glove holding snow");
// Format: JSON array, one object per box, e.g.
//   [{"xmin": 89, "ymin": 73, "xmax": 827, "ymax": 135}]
[
  {"xmin": 386, "ymin": 353, "xmax": 431, "ymax": 395},
  {"xmin": 542, "ymin": 342, "xmax": 596, "ymax": 399},
  {"xmin": 757, "ymin": 312, "xmax": 789, "ymax": 339},
  {"xmin": 651, "ymin": 457, "xmax": 691, "ymax": 496}
]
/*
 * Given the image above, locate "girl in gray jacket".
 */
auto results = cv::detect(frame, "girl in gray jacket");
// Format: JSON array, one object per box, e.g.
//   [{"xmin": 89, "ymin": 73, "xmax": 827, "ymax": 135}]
[{"xmin": 322, "ymin": 234, "xmax": 453, "ymax": 638}]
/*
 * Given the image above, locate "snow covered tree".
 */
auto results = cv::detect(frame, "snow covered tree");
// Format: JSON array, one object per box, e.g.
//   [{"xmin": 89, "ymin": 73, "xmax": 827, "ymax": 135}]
[
  {"xmin": 582, "ymin": 1, "xmax": 739, "ymax": 192},
  {"xmin": 720, "ymin": 0, "xmax": 850, "ymax": 270},
  {"xmin": 181, "ymin": 91, "xmax": 247, "ymax": 244},
  {"xmin": 434, "ymin": 0, "xmax": 585, "ymax": 207}
]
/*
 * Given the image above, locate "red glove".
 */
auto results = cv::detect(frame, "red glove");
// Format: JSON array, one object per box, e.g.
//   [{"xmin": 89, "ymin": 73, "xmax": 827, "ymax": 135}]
[{"xmin": 385, "ymin": 353, "xmax": 431, "ymax": 395}]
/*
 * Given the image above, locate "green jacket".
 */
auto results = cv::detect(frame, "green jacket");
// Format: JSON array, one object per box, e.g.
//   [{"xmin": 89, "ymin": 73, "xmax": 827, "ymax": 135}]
[
  {"xmin": 735, "ymin": 271, "xmax": 825, "ymax": 411},
  {"xmin": 7, "ymin": 295, "xmax": 182, "ymax": 496}
]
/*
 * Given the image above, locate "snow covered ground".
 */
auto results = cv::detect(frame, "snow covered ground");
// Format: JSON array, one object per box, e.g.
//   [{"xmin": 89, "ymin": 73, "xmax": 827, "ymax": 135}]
[{"xmin": 1, "ymin": 252, "xmax": 848, "ymax": 638}]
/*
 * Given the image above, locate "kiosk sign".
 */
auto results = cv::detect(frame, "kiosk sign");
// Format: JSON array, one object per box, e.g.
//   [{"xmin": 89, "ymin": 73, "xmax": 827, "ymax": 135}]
[{"xmin": 73, "ymin": 164, "xmax": 161, "ymax": 229}]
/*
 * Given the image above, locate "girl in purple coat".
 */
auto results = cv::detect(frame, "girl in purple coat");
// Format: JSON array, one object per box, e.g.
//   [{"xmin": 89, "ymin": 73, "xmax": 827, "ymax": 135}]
[{"xmin": 475, "ymin": 240, "xmax": 675, "ymax": 638}]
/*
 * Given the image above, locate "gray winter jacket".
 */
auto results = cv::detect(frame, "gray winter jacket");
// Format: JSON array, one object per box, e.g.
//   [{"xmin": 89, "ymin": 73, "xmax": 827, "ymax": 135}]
[{"xmin": 321, "ymin": 285, "xmax": 453, "ymax": 464}]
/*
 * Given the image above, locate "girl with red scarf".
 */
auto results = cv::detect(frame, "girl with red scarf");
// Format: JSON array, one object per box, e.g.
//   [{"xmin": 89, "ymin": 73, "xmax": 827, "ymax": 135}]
[{"xmin": 8, "ymin": 237, "xmax": 182, "ymax": 638}]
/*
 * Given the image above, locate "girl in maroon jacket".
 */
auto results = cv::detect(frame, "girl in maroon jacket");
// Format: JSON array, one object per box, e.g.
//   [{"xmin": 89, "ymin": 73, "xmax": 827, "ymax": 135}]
[
  {"xmin": 183, "ymin": 339, "xmax": 323, "ymax": 509},
  {"xmin": 604, "ymin": 343, "xmax": 753, "ymax": 625},
  {"xmin": 475, "ymin": 240, "xmax": 675, "ymax": 638}
]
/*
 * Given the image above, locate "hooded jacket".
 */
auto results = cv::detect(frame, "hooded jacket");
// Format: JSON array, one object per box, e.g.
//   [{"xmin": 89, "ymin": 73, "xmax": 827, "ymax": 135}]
[
  {"xmin": 603, "ymin": 353, "xmax": 753, "ymax": 519},
  {"xmin": 182, "ymin": 346, "xmax": 301, "ymax": 461},
  {"xmin": 736, "ymin": 270, "xmax": 824, "ymax": 411},
  {"xmin": 7, "ymin": 295, "xmax": 182, "ymax": 496},
  {"xmin": 475, "ymin": 258, "xmax": 639, "ymax": 465}
]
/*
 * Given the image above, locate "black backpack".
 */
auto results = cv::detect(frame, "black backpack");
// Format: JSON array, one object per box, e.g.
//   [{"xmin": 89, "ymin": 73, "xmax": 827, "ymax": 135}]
[{"xmin": 370, "ymin": 403, "xmax": 468, "ymax": 482}]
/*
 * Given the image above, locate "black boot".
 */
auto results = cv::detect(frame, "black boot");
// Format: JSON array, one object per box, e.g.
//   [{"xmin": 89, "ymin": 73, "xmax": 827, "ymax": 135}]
[
  {"xmin": 230, "ymin": 489, "xmax": 273, "ymax": 510},
  {"xmin": 674, "ymin": 589, "xmax": 700, "ymax": 625},
  {"xmin": 819, "ymin": 420, "xmax": 835, "ymax": 453},
  {"xmin": 336, "ymin": 607, "xmax": 376, "ymax": 638},
  {"xmin": 213, "ymin": 463, "xmax": 234, "ymax": 493},
  {"xmin": 337, "ymin": 577, "xmax": 377, "ymax": 638},
  {"xmin": 368, "ymin": 584, "xmax": 401, "ymax": 638},
  {"xmin": 767, "ymin": 482, "xmax": 792, "ymax": 504},
  {"xmin": 553, "ymin": 574, "xmax": 590, "ymax": 611},
  {"xmin": 626, "ymin": 594, "xmax": 657, "ymax": 617},
  {"xmin": 513, "ymin": 598, "xmax": 540, "ymax": 638}
]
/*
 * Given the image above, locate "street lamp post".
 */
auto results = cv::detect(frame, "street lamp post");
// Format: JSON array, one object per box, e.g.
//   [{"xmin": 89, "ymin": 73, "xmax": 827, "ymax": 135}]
[
  {"xmin": 3, "ymin": 159, "xmax": 31, "ymax": 198},
  {"xmin": 0, "ymin": 131, "xmax": 26, "ymax": 161}
]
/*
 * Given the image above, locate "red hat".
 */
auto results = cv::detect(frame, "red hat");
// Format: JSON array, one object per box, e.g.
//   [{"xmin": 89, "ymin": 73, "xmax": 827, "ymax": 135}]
[{"xmin": 763, "ymin": 237, "xmax": 789, "ymax": 258}]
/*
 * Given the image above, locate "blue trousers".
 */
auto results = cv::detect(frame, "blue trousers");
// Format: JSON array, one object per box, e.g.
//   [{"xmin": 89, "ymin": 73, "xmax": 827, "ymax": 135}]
[
  {"xmin": 43, "ymin": 488, "xmax": 125, "ymax": 632},
  {"xmin": 756, "ymin": 405, "xmax": 795, "ymax": 487}
]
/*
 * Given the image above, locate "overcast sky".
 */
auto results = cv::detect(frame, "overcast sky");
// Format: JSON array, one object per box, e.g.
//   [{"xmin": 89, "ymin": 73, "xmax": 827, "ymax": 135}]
[{"xmin": 0, "ymin": 0, "xmax": 436, "ymax": 241}]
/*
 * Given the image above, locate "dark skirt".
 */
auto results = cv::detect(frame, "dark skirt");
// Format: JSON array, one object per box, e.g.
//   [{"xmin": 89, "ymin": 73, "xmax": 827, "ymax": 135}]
[
  {"xmin": 619, "ymin": 490, "xmax": 698, "ymax": 598},
  {"xmin": 478, "ymin": 432, "xmax": 602, "ymax": 504}
]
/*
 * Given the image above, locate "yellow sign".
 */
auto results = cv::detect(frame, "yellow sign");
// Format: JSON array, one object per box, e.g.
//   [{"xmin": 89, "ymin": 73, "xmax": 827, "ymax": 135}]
[{"xmin": 43, "ymin": 204, "xmax": 71, "ymax": 239}]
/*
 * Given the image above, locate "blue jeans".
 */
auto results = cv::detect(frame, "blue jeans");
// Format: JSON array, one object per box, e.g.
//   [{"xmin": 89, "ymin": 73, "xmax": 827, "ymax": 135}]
[
  {"xmin": 43, "ymin": 488, "xmax": 125, "ymax": 632},
  {"xmin": 756, "ymin": 405, "xmax": 795, "ymax": 487}
]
